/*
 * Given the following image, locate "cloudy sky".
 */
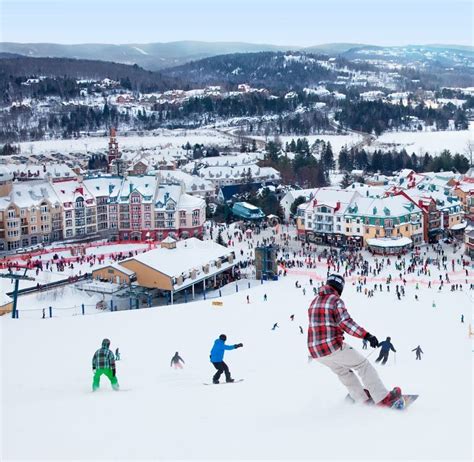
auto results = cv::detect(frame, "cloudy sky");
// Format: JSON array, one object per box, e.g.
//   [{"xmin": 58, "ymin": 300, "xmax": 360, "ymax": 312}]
[{"xmin": 1, "ymin": 0, "xmax": 472, "ymax": 46}]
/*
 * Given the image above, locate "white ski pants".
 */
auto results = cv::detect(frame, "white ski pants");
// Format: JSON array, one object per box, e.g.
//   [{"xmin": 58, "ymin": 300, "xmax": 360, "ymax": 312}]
[{"xmin": 316, "ymin": 343, "xmax": 389, "ymax": 403}]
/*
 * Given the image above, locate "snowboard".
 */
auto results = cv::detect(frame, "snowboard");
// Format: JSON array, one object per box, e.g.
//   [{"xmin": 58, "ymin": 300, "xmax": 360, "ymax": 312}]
[
  {"xmin": 203, "ymin": 379, "xmax": 244, "ymax": 386},
  {"xmin": 345, "ymin": 393, "xmax": 419, "ymax": 410}
]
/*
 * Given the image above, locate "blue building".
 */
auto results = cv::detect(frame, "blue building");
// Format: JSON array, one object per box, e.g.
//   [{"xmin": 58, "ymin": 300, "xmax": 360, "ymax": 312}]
[{"xmin": 231, "ymin": 202, "xmax": 265, "ymax": 220}]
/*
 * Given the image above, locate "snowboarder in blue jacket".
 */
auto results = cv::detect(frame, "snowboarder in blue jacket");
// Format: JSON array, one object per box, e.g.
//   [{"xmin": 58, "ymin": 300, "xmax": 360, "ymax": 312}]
[
  {"xmin": 210, "ymin": 334, "xmax": 243, "ymax": 383},
  {"xmin": 375, "ymin": 337, "xmax": 396, "ymax": 365}
]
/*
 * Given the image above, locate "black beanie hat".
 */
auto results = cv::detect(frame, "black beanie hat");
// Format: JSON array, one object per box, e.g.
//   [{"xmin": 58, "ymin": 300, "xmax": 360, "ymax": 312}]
[
  {"xmin": 327, "ymin": 274, "xmax": 345, "ymax": 295},
  {"xmin": 219, "ymin": 334, "xmax": 227, "ymax": 341}
]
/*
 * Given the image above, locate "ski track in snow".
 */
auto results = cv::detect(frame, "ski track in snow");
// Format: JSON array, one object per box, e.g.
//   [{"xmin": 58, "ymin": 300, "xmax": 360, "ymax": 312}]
[{"xmin": 1, "ymin": 232, "xmax": 473, "ymax": 460}]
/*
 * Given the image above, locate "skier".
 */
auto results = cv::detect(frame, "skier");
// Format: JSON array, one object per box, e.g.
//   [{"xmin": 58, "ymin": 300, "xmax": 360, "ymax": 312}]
[
  {"xmin": 290, "ymin": 314, "xmax": 295, "ymax": 321},
  {"xmin": 210, "ymin": 334, "xmax": 243, "ymax": 384},
  {"xmin": 170, "ymin": 352, "xmax": 185, "ymax": 369},
  {"xmin": 307, "ymin": 274, "xmax": 401, "ymax": 407},
  {"xmin": 92, "ymin": 338, "xmax": 119, "ymax": 392},
  {"xmin": 375, "ymin": 337, "xmax": 397, "ymax": 365},
  {"xmin": 263, "ymin": 294, "xmax": 267, "ymax": 301},
  {"xmin": 115, "ymin": 347, "xmax": 120, "ymax": 360},
  {"xmin": 461, "ymin": 314, "xmax": 464, "ymax": 323},
  {"xmin": 246, "ymin": 295, "xmax": 250, "ymax": 304},
  {"xmin": 272, "ymin": 322, "xmax": 279, "ymax": 330},
  {"xmin": 412, "ymin": 345, "xmax": 423, "ymax": 360},
  {"xmin": 299, "ymin": 325, "xmax": 304, "ymax": 334},
  {"xmin": 362, "ymin": 338, "xmax": 368, "ymax": 350}
]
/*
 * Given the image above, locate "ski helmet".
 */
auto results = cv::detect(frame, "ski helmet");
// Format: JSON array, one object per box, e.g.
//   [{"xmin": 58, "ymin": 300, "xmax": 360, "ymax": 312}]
[{"xmin": 327, "ymin": 274, "xmax": 345, "ymax": 295}]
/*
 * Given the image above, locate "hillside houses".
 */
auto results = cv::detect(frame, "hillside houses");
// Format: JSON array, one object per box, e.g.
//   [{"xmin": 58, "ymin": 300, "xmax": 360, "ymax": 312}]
[{"xmin": 0, "ymin": 170, "xmax": 205, "ymax": 252}]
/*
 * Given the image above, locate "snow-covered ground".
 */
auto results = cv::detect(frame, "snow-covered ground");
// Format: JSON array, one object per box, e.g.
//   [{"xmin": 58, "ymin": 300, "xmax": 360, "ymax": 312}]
[
  {"xmin": 369, "ymin": 122, "xmax": 473, "ymax": 155},
  {"xmin": 16, "ymin": 128, "xmax": 235, "ymax": 156},
  {"xmin": 2, "ymin": 234, "xmax": 472, "ymax": 460}
]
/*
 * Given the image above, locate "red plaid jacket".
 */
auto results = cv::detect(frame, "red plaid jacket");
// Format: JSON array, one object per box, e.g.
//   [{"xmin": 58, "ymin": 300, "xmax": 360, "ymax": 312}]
[{"xmin": 308, "ymin": 284, "xmax": 367, "ymax": 358}]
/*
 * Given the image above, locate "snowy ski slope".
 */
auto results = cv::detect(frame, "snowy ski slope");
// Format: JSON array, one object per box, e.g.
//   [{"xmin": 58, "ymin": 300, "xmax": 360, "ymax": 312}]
[{"xmin": 2, "ymin": 263, "xmax": 472, "ymax": 460}]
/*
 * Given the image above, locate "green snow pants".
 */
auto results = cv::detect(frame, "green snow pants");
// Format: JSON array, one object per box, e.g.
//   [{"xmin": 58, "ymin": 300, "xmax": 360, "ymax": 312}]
[{"xmin": 92, "ymin": 368, "xmax": 119, "ymax": 391}]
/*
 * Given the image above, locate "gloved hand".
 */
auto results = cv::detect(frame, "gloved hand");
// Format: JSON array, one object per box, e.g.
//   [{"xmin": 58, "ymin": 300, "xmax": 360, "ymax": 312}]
[
  {"xmin": 234, "ymin": 343, "xmax": 243, "ymax": 348},
  {"xmin": 364, "ymin": 333, "xmax": 379, "ymax": 348}
]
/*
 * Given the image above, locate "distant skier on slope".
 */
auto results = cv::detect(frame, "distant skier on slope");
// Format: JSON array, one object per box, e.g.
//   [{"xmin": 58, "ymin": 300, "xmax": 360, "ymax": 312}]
[
  {"xmin": 170, "ymin": 352, "xmax": 185, "ymax": 369},
  {"xmin": 412, "ymin": 345, "xmax": 423, "ymax": 360},
  {"xmin": 375, "ymin": 337, "xmax": 397, "ymax": 365},
  {"xmin": 92, "ymin": 338, "xmax": 119, "ymax": 391},
  {"xmin": 307, "ymin": 274, "xmax": 402, "ymax": 408},
  {"xmin": 115, "ymin": 348, "xmax": 120, "ymax": 360},
  {"xmin": 210, "ymin": 334, "xmax": 243, "ymax": 384}
]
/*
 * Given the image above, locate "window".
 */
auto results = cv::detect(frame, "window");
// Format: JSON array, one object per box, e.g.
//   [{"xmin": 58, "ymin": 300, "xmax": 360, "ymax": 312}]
[
  {"xmin": 356, "ymin": 228, "xmax": 360, "ymax": 233},
  {"xmin": 8, "ymin": 210, "xmax": 15, "ymax": 218},
  {"xmin": 346, "ymin": 227, "xmax": 350, "ymax": 232}
]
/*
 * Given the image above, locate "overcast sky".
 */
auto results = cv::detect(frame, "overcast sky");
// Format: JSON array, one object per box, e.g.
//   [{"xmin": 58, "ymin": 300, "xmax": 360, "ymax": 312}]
[{"xmin": 1, "ymin": 0, "xmax": 472, "ymax": 46}]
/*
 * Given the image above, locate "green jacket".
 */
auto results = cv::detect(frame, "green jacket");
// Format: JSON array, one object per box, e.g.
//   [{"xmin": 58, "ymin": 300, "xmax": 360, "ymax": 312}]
[{"xmin": 92, "ymin": 339, "xmax": 116, "ymax": 372}]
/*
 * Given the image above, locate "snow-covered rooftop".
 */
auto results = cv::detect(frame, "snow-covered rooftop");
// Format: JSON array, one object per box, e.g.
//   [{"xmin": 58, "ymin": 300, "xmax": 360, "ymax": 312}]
[
  {"xmin": 366, "ymin": 237, "xmax": 413, "ymax": 247},
  {"xmin": 122, "ymin": 238, "xmax": 235, "ymax": 287}
]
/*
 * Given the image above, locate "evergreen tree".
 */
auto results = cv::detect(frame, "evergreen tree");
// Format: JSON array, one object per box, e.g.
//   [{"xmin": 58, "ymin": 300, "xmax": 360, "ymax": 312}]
[
  {"xmin": 216, "ymin": 228, "xmax": 227, "ymax": 247},
  {"xmin": 340, "ymin": 172, "xmax": 353, "ymax": 189},
  {"xmin": 322, "ymin": 142, "xmax": 335, "ymax": 171},
  {"xmin": 290, "ymin": 196, "xmax": 307, "ymax": 217}
]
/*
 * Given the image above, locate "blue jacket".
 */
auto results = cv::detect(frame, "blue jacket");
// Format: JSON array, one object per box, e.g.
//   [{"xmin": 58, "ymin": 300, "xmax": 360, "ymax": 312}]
[
  {"xmin": 379, "ymin": 340, "xmax": 396, "ymax": 353},
  {"xmin": 210, "ymin": 339, "xmax": 235, "ymax": 362}
]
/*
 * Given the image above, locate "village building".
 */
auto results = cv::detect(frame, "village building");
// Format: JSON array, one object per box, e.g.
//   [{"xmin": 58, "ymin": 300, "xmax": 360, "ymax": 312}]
[
  {"xmin": 0, "ymin": 293, "xmax": 13, "ymax": 316},
  {"xmin": 344, "ymin": 195, "xmax": 424, "ymax": 247},
  {"xmin": 117, "ymin": 237, "xmax": 236, "ymax": 304},
  {"xmin": 280, "ymin": 188, "xmax": 316, "ymax": 221},
  {"xmin": 0, "ymin": 172, "xmax": 63, "ymax": 251},
  {"xmin": 51, "ymin": 178, "xmax": 98, "ymax": 240},
  {"xmin": 231, "ymin": 202, "xmax": 265, "ymax": 221},
  {"xmin": 91, "ymin": 263, "xmax": 136, "ymax": 285},
  {"xmin": 296, "ymin": 188, "xmax": 361, "ymax": 246}
]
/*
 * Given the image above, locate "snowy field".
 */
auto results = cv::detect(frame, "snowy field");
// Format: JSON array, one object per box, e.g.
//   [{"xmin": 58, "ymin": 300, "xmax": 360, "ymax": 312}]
[
  {"xmin": 369, "ymin": 122, "xmax": 473, "ymax": 155},
  {"xmin": 2, "ymin": 240, "xmax": 472, "ymax": 460},
  {"xmin": 11, "ymin": 123, "xmax": 473, "ymax": 163},
  {"xmin": 16, "ymin": 128, "xmax": 235, "ymax": 156}
]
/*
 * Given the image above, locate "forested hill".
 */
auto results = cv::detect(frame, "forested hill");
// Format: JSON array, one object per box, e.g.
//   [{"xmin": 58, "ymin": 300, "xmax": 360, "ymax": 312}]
[
  {"xmin": 162, "ymin": 51, "xmax": 359, "ymax": 91},
  {"xmin": 0, "ymin": 56, "xmax": 179, "ymax": 92}
]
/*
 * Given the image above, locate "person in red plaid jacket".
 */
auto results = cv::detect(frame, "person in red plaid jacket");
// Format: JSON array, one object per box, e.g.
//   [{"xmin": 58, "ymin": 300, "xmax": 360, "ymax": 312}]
[{"xmin": 308, "ymin": 274, "xmax": 402, "ymax": 407}]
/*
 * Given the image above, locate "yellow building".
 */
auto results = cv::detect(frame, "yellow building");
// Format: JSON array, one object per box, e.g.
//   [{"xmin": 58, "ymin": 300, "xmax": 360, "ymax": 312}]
[
  {"xmin": 91, "ymin": 263, "xmax": 136, "ymax": 285},
  {"xmin": 344, "ymin": 195, "xmax": 424, "ymax": 247},
  {"xmin": 0, "ymin": 293, "xmax": 13, "ymax": 316},
  {"xmin": 118, "ymin": 236, "xmax": 236, "ymax": 304}
]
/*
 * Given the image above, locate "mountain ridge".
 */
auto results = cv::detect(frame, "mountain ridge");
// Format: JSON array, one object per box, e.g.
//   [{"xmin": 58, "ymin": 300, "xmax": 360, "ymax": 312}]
[{"xmin": 1, "ymin": 41, "xmax": 472, "ymax": 71}]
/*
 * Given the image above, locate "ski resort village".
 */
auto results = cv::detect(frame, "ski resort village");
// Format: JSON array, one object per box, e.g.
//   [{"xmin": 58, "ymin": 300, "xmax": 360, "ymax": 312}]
[
  {"xmin": 1, "ymin": 122, "xmax": 473, "ymax": 460},
  {"xmin": 1, "ymin": 1, "xmax": 474, "ymax": 459}
]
